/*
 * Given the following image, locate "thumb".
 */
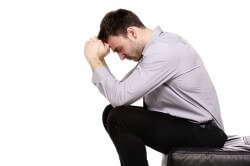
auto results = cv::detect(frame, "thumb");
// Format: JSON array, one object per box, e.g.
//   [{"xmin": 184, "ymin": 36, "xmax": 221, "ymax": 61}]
[
  {"xmin": 103, "ymin": 43, "xmax": 109, "ymax": 49},
  {"xmin": 103, "ymin": 43, "xmax": 110, "ymax": 53}
]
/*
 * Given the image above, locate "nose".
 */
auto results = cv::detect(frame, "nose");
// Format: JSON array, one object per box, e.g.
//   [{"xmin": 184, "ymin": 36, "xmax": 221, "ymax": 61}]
[{"xmin": 118, "ymin": 53, "xmax": 126, "ymax": 60}]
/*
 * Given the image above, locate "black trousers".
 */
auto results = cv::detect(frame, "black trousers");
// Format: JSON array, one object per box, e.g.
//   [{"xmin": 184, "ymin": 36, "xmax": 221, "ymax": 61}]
[{"xmin": 102, "ymin": 104, "xmax": 227, "ymax": 166}]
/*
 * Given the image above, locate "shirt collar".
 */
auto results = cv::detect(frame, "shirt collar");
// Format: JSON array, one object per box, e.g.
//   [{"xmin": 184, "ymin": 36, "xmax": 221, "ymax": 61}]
[
  {"xmin": 139, "ymin": 26, "xmax": 163, "ymax": 62},
  {"xmin": 142, "ymin": 26, "xmax": 163, "ymax": 55}
]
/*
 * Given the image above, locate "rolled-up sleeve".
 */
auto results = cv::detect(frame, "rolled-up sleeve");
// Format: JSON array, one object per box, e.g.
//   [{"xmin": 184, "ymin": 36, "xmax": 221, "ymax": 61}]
[{"xmin": 91, "ymin": 43, "xmax": 178, "ymax": 108}]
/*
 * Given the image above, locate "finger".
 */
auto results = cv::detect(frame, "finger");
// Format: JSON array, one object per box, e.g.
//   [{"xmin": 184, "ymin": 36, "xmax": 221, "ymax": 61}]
[
  {"xmin": 103, "ymin": 43, "xmax": 110, "ymax": 49},
  {"xmin": 85, "ymin": 39, "xmax": 90, "ymax": 45},
  {"xmin": 97, "ymin": 39, "xmax": 104, "ymax": 45},
  {"xmin": 103, "ymin": 42, "xmax": 109, "ymax": 46}
]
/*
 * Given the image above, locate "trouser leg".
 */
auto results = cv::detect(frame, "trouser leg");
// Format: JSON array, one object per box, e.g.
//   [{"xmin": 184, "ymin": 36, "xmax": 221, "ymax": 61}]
[
  {"xmin": 102, "ymin": 104, "xmax": 113, "ymax": 133},
  {"xmin": 102, "ymin": 104, "xmax": 128, "ymax": 166},
  {"xmin": 102, "ymin": 104, "xmax": 227, "ymax": 166},
  {"xmin": 103, "ymin": 104, "xmax": 149, "ymax": 166}
]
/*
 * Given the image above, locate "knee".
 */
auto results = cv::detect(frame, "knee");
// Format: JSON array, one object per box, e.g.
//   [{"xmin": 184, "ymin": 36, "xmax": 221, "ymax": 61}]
[
  {"xmin": 106, "ymin": 106, "xmax": 127, "ymax": 132},
  {"xmin": 103, "ymin": 104, "xmax": 114, "ymax": 119},
  {"xmin": 102, "ymin": 104, "xmax": 114, "ymax": 129}
]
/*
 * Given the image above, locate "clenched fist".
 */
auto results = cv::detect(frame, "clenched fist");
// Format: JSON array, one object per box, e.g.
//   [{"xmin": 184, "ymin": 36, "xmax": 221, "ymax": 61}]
[{"xmin": 84, "ymin": 37, "xmax": 110, "ymax": 62}]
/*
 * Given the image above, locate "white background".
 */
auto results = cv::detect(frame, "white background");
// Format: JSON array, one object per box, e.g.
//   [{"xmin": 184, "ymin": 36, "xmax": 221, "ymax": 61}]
[{"xmin": 0, "ymin": 0, "xmax": 250, "ymax": 165}]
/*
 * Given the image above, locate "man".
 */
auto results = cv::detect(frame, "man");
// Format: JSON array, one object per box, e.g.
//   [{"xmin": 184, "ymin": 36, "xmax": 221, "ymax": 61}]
[{"xmin": 84, "ymin": 9, "xmax": 227, "ymax": 166}]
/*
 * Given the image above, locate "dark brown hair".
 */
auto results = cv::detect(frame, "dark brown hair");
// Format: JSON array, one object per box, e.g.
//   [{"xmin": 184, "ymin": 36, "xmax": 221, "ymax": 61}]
[{"xmin": 97, "ymin": 9, "xmax": 146, "ymax": 42}]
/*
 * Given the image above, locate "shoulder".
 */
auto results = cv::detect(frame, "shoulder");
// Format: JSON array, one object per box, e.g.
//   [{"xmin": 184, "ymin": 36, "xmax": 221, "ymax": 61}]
[
  {"xmin": 143, "ymin": 31, "xmax": 182, "ymax": 55},
  {"xmin": 142, "ymin": 41, "xmax": 176, "ymax": 64}
]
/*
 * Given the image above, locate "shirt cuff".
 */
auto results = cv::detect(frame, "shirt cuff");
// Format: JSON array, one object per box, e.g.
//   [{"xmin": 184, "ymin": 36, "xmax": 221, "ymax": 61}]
[{"xmin": 91, "ymin": 65, "xmax": 113, "ymax": 85}]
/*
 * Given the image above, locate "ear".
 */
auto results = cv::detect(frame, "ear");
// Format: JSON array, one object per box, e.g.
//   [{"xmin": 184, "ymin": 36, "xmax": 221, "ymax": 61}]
[{"xmin": 126, "ymin": 26, "xmax": 137, "ymax": 40}]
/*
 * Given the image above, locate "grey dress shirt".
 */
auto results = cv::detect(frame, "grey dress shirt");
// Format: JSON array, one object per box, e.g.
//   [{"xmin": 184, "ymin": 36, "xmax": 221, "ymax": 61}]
[{"xmin": 92, "ymin": 26, "xmax": 224, "ymax": 130}]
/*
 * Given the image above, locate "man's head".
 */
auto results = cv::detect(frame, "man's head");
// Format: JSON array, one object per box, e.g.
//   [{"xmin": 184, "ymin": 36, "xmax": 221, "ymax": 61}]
[{"xmin": 98, "ymin": 9, "xmax": 151, "ymax": 62}]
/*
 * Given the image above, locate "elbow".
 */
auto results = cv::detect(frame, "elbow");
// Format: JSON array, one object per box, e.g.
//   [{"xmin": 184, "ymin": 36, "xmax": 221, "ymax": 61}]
[
  {"xmin": 106, "ymin": 88, "xmax": 134, "ymax": 108},
  {"xmin": 109, "ymin": 97, "xmax": 128, "ymax": 108},
  {"xmin": 109, "ymin": 100, "xmax": 125, "ymax": 108}
]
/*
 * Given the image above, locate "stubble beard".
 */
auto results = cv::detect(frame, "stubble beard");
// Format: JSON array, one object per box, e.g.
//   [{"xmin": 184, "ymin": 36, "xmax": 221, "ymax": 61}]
[{"xmin": 130, "ymin": 41, "xmax": 143, "ymax": 61}]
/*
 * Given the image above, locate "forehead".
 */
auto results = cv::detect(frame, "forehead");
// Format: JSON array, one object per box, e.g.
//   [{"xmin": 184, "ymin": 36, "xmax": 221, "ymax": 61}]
[{"xmin": 107, "ymin": 35, "xmax": 127, "ymax": 51}]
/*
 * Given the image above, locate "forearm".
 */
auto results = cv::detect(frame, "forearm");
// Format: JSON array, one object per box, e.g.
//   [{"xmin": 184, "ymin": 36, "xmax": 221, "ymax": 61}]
[{"xmin": 88, "ymin": 58, "xmax": 107, "ymax": 72}]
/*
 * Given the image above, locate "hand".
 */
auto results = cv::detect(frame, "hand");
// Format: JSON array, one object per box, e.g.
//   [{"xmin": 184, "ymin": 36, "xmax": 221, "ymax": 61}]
[{"xmin": 84, "ymin": 37, "xmax": 110, "ymax": 62}]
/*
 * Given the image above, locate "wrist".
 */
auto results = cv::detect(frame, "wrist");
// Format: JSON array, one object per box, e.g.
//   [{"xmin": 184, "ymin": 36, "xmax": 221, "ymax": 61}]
[
  {"xmin": 88, "ymin": 56, "xmax": 105, "ymax": 62},
  {"xmin": 88, "ymin": 57, "xmax": 107, "ymax": 72}
]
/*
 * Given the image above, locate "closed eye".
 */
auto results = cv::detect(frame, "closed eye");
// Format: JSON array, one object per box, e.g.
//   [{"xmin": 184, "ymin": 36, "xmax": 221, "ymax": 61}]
[{"xmin": 114, "ymin": 46, "xmax": 122, "ymax": 53}]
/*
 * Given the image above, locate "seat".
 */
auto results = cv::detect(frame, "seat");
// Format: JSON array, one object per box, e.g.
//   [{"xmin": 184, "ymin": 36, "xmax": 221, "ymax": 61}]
[{"xmin": 161, "ymin": 135, "xmax": 250, "ymax": 166}]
